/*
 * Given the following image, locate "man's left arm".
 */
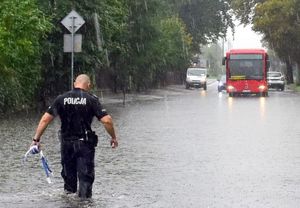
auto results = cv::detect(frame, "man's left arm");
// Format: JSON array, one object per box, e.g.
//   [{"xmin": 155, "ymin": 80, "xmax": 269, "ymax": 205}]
[
  {"xmin": 92, "ymin": 95, "xmax": 118, "ymax": 148},
  {"xmin": 100, "ymin": 115, "xmax": 118, "ymax": 148}
]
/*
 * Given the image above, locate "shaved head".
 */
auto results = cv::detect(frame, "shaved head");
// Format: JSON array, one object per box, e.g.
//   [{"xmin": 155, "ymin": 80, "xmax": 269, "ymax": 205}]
[{"xmin": 74, "ymin": 74, "xmax": 91, "ymax": 91}]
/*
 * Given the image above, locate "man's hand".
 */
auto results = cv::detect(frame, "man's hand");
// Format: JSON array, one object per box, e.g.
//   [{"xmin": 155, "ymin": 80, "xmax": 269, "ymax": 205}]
[
  {"xmin": 110, "ymin": 138, "xmax": 118, "ymax": 148},
  {"xmin": 31, "ymin": 138, "xmax": 41, "ymax": 149}
]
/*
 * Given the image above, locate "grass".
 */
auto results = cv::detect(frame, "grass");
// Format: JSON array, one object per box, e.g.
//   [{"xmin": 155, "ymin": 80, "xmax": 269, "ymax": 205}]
[{"xmin": 286, "ymin": 83, "xmax": 300, "ymax": 92}]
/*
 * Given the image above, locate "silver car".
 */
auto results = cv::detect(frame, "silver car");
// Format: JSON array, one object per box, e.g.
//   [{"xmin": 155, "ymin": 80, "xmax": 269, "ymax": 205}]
[
  {"xmin": 185, "ymin": 67, "xmax": 208, "ymax": 90},
  {"xmin": 267, "ymin": 71, "xmax": 285, "ymax": 91}
]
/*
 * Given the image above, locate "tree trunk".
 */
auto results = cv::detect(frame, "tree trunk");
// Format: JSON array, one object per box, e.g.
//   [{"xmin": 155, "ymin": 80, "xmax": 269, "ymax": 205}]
[
  {"xmin": 295, "ymin": 62, "xmax": 300, "ymax": 85},
  {"xmin": 285, "ymin": 59, "xmax": 294, "ymax": 84}
]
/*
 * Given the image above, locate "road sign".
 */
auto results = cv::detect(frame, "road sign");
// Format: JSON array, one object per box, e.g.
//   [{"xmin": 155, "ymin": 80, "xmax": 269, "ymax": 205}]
[
  {"xmin": 63, "ymin": 34, "xmax": 82, "ymax": 52},
  {"xmin": 61, "ymin": 10, "xmax": 85, "ymax": 33}
]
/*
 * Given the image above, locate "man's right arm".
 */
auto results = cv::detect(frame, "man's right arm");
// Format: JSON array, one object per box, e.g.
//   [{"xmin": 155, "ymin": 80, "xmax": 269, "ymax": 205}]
[{"xmin": 32, "ymin": 112, "xmax": 54, "ymax": 146}]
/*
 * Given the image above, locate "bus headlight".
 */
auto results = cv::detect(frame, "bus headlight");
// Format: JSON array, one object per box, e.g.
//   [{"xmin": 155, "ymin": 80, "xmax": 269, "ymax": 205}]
[
  {"xmin": 227, "ymin": 85, "xmax": 235, "ymax": 92},
  {"xmin": 258, "ymin": 85, "xmax": 267, "ymax": 91}
]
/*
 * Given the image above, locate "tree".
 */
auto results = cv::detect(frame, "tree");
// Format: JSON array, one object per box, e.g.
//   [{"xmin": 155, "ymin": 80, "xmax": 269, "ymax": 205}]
[
  {"xmin": 0, "ymin": 0, "xmax": 236, "ymax": 113},
  {"xmin": 231, "ymin": 0, "xmax": 266, "ymax": 24},
  {"xmin": 231, "ymin": 0, "xmax": 300, "ymax": 84},
  {"xmin": 37, "ymin": 0, "xmax": 128, "ymax": 96},
  {"xmin": 119, "ymin": 0, "xmax": 232, "ymax": 91},
  {"xmin": 253, "ymin": 0, "xmax": 300, "ymax": 84},
  {"xmin": 120, "ymin": 0, "xmax": 193, "ymax": 90},
  {"xmin": 150, "ymin": 16, "xmax": 193, "ymax": 85},
  {"xmin": 0, "ymin": 0, "xmax": 51, "ymax": 112},
  {"xmin": 202, "ymin": 43, "xmax": 224, "ymax": 76},
  {"xmin": 178, "ymin": 0, "xmax": 234, "ymax": 51}
]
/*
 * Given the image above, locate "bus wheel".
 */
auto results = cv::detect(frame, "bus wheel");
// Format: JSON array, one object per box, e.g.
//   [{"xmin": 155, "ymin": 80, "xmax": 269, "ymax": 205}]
[{"xmin": 229, "ymin": 92, "xmax": 234, "ymax": 97}]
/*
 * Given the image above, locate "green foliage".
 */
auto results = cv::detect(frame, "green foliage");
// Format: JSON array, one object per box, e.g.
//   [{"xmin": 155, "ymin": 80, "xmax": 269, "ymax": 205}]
[
  {"xmin": 132, "ymin": 15, "xmax": 192, "ymax": 88},
  {"xmin": 231, "ymin": 0, "xmax": 300, "ymax": 84},
  {"xmin": 156, "ymin": 16, "xmax": 192, "ymax": 70},
  {"xmin": 35, "ymin": 0, "xmax": 233, "ymax": 94},
  {"xmin": 118, "ymin": 0, "xmax": 193, "ymax": 90},
  {"xmin": 201, "ymin": 43, "xmax": 224, "ymax": 76},
  {"xmin": 178, "ymin": 0, "xmax": 234, "ymax": 51},
  {"xmin": 0, "ymin": 0, "xmax": 51, "ymax": 112},
  {"xmin": 231, "ymin": 0, "xmax": 266, "ymax": 24},
  {"xmin": 252, "ymin": 0, "xmax": 300, "ymax": 83},
  {"xmin": 1, "ymin": 0, "xmax": 234, "ymax": 112},
  {"xmin": 36, "ymin": 0, "xmax": 128, "ymax": 95},
  {"xmin": 254, "ymin": 0, "xmax": 299, "ymax": 56}
]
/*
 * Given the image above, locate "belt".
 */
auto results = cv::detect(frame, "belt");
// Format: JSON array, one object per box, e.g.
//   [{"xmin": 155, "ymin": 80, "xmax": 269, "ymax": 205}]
[{"xmin": 61, "ymin": 135, "xmax": 86, "ymax": 142}]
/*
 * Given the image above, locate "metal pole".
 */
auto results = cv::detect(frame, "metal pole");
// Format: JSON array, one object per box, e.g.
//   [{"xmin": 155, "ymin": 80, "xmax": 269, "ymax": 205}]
[
  {"xmin": 71, "ymin": 17, "xmax": 75, "ymax": 90},
  {"xmin": 222, "ymin": 38, "xmax": 225, "ymax": 74}
]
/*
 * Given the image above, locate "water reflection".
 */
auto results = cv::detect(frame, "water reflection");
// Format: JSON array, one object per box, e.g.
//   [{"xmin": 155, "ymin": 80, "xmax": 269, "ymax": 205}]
[
  {"xmin": 200, "ymin": 90, "xmax": 207, "ymax": 97},
  {"xmin": 227, "ymin": 96, "xmax": 233, "ymax": 111},
  {"xmin": 218, "ymin": 92, "xmax": 223, "ymax": 98},
  {"xmin": 259, "ymin": 97, "xmax": 266, "ymax": 119}
]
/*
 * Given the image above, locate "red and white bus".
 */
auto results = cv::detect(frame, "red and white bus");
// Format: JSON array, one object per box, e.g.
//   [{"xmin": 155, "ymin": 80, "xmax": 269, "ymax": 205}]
[{"xmin": 222, "ymin": 49, "xmax": 270, "ymax": 97}]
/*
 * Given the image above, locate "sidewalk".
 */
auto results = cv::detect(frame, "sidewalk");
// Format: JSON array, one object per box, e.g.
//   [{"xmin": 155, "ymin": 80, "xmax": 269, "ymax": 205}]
[
  {"xmin": 95, "ymin": 79, "xmax": 216, "ymax": 105},
  {"xmin": 94, "ymin": 85, "xmax": 187, "ymax": 105}
]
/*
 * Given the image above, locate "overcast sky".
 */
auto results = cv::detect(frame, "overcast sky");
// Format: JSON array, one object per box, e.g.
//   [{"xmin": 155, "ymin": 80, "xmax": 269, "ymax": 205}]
[
  {"xmin": 222, "ymin": 21, "xmax": 265, "ymax": 55},
  {"xmin": 232, "ymin": 23, "xmax": 263, "ymax": 49}
]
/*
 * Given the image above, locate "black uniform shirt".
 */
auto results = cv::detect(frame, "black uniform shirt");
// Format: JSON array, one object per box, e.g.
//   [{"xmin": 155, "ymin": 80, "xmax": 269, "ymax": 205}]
[{"xmin": 46, "ymin": 88, "xmax": 108, "ymax": 137}]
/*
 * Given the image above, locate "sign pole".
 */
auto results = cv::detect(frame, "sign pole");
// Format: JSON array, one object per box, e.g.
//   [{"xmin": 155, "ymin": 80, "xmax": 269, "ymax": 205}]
[
  {"xmin": 61, "ymin": 10, "xmax": 85, "ymax": 90},
  {"xmin": 71, "ymin": 16, "xmax": 76, "ymax": 90}
]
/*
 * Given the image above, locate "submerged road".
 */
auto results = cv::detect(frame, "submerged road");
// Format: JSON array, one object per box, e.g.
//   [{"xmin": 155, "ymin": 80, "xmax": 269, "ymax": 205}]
[{"xmin": 1, "ymin": 81, "xmax": 300, "ymax": 207}]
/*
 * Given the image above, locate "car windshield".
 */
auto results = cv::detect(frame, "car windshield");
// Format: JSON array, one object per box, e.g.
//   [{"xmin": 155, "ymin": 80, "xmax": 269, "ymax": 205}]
[
  {"xmin": 268, "ymin": 72, "xmax": 281, "ymax": 77},
  {"xmin": 187, "ymin": 68, "xmax": 207, "ymax": 76}
]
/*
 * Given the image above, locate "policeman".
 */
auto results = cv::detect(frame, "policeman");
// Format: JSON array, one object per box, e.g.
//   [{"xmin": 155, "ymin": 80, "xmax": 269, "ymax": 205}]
[{"xmin": 31, "ymin": 74, "xmax": 118, "ymax": 198}]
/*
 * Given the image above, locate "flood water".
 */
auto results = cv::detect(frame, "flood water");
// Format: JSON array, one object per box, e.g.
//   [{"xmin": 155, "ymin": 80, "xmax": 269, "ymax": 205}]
[{"xmin": 1, "ymin": 83, "xmax": 300, "ymax": 207}]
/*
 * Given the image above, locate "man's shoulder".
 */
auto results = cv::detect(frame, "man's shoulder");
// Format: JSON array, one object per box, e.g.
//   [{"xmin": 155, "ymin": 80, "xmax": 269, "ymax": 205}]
[{"xmin": 89, "ymin": 92, "xmax": 99, "ymax": 100}]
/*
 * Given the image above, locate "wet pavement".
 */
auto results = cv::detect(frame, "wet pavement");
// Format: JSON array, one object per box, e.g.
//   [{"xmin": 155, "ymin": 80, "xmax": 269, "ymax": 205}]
[{"xmin": 1, "ymin": 80, "xmax": 300, "ymax": 207}]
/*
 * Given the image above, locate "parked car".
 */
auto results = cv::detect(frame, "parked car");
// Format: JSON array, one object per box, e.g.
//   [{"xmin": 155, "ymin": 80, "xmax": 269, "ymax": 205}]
[
  {"xmin": 267, "ymin": 71, "xmax": 285, "ymax": 91},
  {"xmin": 217, "ymin": 75, "xmax": 226, "ymax": 92},
  {"xmin": 185, "ymin": 67, "xmax": 208, "ymax": 90}
]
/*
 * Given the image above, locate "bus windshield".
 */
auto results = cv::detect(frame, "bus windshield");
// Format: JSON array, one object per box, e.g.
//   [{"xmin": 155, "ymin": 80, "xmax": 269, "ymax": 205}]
[{"xmin": 228, "ymin": 54, "xmax": 264, "ymax": 80}]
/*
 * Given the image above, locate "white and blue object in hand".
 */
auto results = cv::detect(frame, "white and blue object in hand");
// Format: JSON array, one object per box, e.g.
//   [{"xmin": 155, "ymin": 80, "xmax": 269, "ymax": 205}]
[{"xmin": 23, "ymin": 145, "xmax": 53, "ymax": 184}]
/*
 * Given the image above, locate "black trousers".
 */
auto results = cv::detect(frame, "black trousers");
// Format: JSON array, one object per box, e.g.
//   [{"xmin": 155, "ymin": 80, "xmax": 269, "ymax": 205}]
[{"xmin": 61, "ymin": 139, "xmax": 95, "ymax": 198}]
